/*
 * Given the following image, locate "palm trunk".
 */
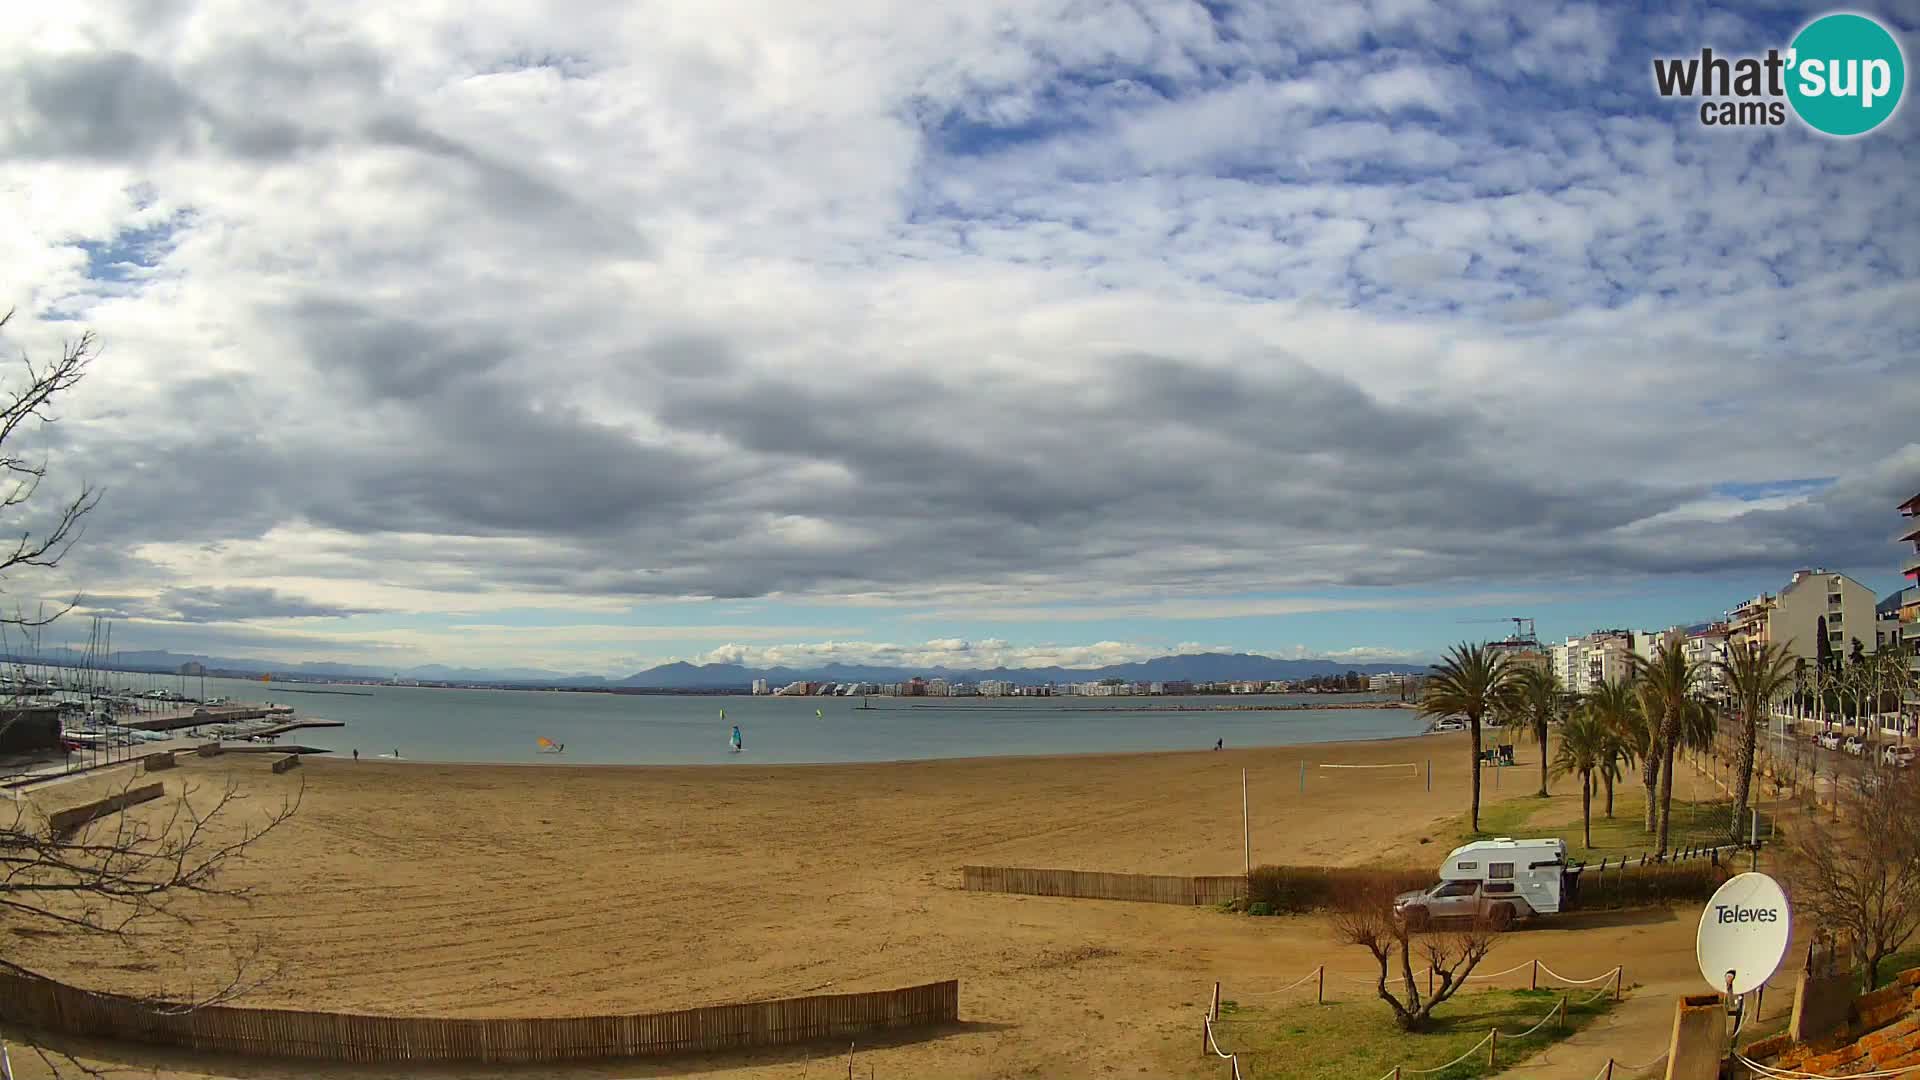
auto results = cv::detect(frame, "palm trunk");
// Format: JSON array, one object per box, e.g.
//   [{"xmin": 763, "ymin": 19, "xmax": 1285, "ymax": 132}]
[
  {"xmin": 1730, "ymin": 703, "xmax": 1758, "ymax": 843},
  {"xmin": 1537, "ymin": 719, "xmax": 1549, "ymax": 797},
  {"xmin": 1470, "ymin": 717, "xmax": 1483, "ymax": 832},
  {"xmin": 1643, "ymin": 749, "xmax": 1661, "ymax": 833},
  {"xmin": 1582, "ymin": 772, "xmax": 1593, "ymax": 848},
  {"xmin": 1604, "ymin": 769, "xmax": 1615, "ymax": 817},
  {"xmin": 1657, "ymin": 735, "xmax": 1678, "ymax": 854}
]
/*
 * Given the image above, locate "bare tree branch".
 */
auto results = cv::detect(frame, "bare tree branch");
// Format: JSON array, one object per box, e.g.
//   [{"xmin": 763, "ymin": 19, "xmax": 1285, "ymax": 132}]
[{"xmin": 1328, "ymin": 879, "xmax": 1503, "ymax": 1031}]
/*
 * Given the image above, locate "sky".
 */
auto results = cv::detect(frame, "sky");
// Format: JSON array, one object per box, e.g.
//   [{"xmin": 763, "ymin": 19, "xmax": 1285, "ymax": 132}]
[{"xmin": 0, "ymin": 0, "xmax": 1917, "ymax": 678}]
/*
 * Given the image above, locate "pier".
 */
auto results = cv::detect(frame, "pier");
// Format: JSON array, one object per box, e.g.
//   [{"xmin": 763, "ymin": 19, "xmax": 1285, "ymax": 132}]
[{"xmin": 124, "ymin": 703, "xmax": 297, "ymax": 732}]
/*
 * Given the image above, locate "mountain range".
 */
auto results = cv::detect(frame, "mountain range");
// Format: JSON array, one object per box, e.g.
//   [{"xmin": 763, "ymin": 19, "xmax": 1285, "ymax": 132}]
[{"xmin": 1, "ymin": 645, "xmax": 1427, "ymax": 689}]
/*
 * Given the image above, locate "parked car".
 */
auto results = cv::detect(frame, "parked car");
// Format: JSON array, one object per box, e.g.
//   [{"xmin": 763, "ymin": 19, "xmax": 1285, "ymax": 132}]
[
  {"xmin": 1844, "ymin": 735, "xmax": 1867, "ymax": 756},
  {"xmin": 1883, "ymin": 745, "xmax": 1916, "ymax": 769},
  {"xmin": 1819, "ymin": 731, "xmax": 1843, "ymax": 750}
]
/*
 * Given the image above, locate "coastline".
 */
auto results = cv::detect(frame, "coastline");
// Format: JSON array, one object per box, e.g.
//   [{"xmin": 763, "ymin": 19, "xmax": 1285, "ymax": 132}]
[{"xmin": 299, "ymin": 725, "xmax": 1451, "ymax": 772}]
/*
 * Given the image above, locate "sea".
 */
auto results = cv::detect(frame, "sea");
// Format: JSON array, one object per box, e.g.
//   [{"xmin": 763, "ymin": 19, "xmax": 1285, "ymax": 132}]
[{"xmin": 167, "ymin": 676, "xmax": 1431, "ymax": 766}]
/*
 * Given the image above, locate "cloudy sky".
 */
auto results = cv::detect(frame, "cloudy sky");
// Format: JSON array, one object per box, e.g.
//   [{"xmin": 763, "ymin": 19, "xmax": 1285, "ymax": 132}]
[{"xmin": 1, "ymin": 0, "xmax": 1917, "ymax": 677}]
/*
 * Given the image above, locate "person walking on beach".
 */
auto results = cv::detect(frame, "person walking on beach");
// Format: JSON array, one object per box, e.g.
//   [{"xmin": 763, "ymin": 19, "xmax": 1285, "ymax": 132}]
[
  {"xmin": 1214, "ymin": 738, "xmax": 1223, "ymax": 751},
  {"xmin": 352, "ymin": 748, "xmax": 358, "ymax": 761}
]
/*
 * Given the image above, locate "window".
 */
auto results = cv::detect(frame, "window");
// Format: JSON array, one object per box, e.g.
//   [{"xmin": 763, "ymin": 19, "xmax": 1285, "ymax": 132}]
[
  {"xmin": 1436, "ymin": 881, "xmax": 1477, "ymax": 897},
  {"xmin": 1455, "ymin": 861, "xmax": 1478, "ymax": 871},
  {"xmin": 1489, "ymin": 862, "xmax": 1515, "ymax": 879},
  {"xmin": 1484, "ymin": 882, "xmax": 1516, "ymax": 894}
]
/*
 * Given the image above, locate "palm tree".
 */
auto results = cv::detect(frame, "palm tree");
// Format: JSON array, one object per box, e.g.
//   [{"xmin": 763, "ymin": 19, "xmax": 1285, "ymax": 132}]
[
  {"xmin": 1584, "ymin": 678, "xmax": 1642, "ymax": 818},
  {"xmin": 1503, "ymin": 666, "xmax": 1565, "ymax": 797},
  {"xmin": 1420, "ymin": 642, "xmax": 1521, "ymax": 832},
  {"xmin": 1632, "ymin": 679, "xmax": 1666, "ymax": 833},
  {"xmin": 1634, "ymin": 638, "xmax": 1702, "ymax": 854},
  {"xmin": 1719, "ymin": 641, "xmax": 1796, "ymax": 841},
  {"xmin": 1552, "ymin": 709, "xmax": 1610, "ymax": 849}
]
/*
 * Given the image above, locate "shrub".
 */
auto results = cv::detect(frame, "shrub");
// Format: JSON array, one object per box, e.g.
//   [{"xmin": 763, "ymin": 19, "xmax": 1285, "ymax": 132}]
[
  {"xmin": 1247, "ymin": 865, "xmax": 1434, "ymax": 914},
  {"xmin": 1248, "ymin": 901, "xmax": 1273, "ymax": 917}
]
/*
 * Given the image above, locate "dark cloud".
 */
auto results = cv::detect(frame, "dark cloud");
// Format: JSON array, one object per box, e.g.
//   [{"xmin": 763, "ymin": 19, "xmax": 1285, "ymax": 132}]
[{"xmin": 0, "ymin": 52, "xmax": 204, "ymax": 160}]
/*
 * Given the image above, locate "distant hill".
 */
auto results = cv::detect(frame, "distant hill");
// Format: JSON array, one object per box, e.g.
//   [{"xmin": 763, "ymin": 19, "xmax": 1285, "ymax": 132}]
[
  {"xmin": 616, "ymin": 653, "xmax": 1426, "ymax": 689},
  {"xmin": 1, "ymin": 644, "xmax": 1426, "ymax": 690}
]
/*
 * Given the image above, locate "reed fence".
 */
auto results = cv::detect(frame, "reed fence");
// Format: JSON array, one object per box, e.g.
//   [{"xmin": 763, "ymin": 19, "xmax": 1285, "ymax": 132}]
[
  {"xmin": 0, "ymin": 971, "xmax": 959, "ymax": 1064},
  {"xmin": 962, "ymin": 865, "xmax": 1246, "ymax": 905}
]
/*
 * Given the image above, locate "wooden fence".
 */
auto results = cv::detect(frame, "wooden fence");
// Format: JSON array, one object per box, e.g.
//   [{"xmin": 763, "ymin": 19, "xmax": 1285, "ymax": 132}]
[
  {"xmin": 0, "ymin": 971, "xmax": 959, "ymax": 1064},
  {"xmin": 963, "ymin": 865, "xmax": 1245, "ymax": 905},
  {"xmin": 45, "ymin": 782, "xmax": 166, "ymax": 836}
]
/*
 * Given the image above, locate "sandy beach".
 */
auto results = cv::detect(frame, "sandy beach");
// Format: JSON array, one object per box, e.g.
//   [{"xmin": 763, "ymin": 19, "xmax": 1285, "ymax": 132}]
[{"xmin": 4, "ymin": 734, "xmax": 1738, "ymax": 1078}]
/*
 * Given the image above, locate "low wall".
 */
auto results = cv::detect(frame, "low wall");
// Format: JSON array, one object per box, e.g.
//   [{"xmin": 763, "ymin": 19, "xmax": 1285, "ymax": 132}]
[
  {"xmin": 45, "ymin": 782, "xmax": 166, "ymax": 835},
  {"xmin": 962, "ymin": 865, "xmax": 1245, "ymax": 905},
  {"xmin": 270, "ymin": 755, "xmax": 301, "ymax": 774},
  {"xmin": 0, "ymin": 971, "xmax": 959, "ymax": 1064}
]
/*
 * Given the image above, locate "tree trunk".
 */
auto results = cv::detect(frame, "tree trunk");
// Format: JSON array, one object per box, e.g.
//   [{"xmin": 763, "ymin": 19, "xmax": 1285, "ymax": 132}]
[
  {"xmin": 1537, "ymin": 719, "xmax": 1549, "ymax": 797},
  {"xmin": 1470, "ymin": 716, "xmax": 1483, "ymax": 832},
  {"xmin": 1582, "ymin": 773, "xmax": 1593, "ymax": 848},
  {"xmin": 1604, "ymin": 770, "xmax": 1615, "ymax": 817},
  {"xmin": 1730, "ymin": 705, "xmax": 1758, "ymax": 843},
  {"xmin": 1643, "ymin": 750, "xmax": 1661, "ymax": 833},
  {"xmin": 1657, "ymin": 737, "xmax": 1677, "ymax": 854}
]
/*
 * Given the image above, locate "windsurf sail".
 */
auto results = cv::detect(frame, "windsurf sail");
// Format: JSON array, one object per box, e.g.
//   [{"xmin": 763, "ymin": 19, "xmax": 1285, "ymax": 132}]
[
  {"xmin": 730, "ymin": 724, "xmax": 743, "ymax": 751},
  {"xmin": 719, "ymin": 707, "xmax": 726, "ymax": 721},
  {"xmin": 815, "ymin": 707, "xmax": 823, "ymax": 719},
  {"xmin": 536, "ymin": 737, "xmax": 564, "ymax": 753}
]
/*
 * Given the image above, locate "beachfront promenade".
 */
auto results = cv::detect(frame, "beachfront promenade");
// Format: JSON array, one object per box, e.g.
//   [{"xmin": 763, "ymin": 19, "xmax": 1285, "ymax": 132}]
[{"xmin": 124, "ymin": 702, "xmax": 297, "ymax": 731}]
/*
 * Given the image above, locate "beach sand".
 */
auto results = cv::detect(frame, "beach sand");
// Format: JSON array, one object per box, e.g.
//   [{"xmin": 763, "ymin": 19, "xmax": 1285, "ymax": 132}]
[{"xmin": 3, "ymin": 735, "xmax": 1733, "ymax": 1078}]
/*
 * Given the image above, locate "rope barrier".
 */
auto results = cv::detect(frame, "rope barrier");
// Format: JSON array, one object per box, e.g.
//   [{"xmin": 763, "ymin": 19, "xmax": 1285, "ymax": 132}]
[
  {"xmin": 1206, "ymin": 960, "xmax": 1620, "ymax": 1077},
  {"xmin": 1241, "ymin": 966, "xmax": 1325, "ymax": 997},
  {"xmin": 1404, "ymin": 1030, "xmax": 1495, "ymax": 1074},
  {"xmin": 1615, "ymin": 1049, "xmax": 1669, "ymax": 1073},
  {"xmin": 1494, "ymin": 997, "xmax": 1563, "ymax": 1038},
  {"xmin": 1201, "ymin": 1013, "xmax": 1245, "ymax": 1080},
  {"xmin": 1737, "ymin": 1052, "xmax": 1920, "ymax": 1079},
  {"xmin": 1536, "ymin": 963, "xmax": 1624, "ymax": 986}
]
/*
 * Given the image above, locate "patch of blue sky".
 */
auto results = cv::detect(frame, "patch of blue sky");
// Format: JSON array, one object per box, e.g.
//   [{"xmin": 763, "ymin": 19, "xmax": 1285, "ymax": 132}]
[
  {"xmin": 1710, "ymin": 477, "xmax": 1836, "ymax": 502},
  {"xmin": 79, "ymin": 215, "xmax": 186, "ymax": 284}
]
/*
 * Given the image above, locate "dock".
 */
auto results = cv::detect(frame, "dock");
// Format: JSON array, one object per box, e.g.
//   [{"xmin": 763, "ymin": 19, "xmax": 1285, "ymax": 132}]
[{"xmin": 125, "ymin": 703, "xmax": 298, "ymax": 732}]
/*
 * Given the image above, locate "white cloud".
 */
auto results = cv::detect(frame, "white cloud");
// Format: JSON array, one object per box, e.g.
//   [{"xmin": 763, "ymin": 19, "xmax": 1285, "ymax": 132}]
[{"xmin": 0, "ymin": 0, "xmax": 1914, "ymax": 671}]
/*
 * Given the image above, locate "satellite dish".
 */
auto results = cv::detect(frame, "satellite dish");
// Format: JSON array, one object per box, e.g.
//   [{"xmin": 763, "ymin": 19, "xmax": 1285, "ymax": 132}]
[{"xmin": 1697, "ymin": 872, "xmax": 1791, "ymax": 996}]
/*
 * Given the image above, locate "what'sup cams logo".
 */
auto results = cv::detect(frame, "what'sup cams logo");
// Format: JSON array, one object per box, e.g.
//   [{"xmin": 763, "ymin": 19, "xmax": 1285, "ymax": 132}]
[{"xmin": 1653, "ymin": 11, "xmax": 1906, "ymax": 136}]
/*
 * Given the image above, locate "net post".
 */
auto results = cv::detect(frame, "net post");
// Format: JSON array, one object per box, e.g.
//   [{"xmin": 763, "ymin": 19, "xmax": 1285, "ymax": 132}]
[
  {"xmin": 1317, "ymin": 965, "xmax": 1325, "ymax": 1005},
  {"xmin": 1531, "ymin": 959, "xmax": 1538, "ymax": 990}
]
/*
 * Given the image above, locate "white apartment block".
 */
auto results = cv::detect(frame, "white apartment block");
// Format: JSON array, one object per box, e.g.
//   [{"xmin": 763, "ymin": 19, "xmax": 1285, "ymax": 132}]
[
  {"xmin": 750, "ymin": 678, "xmax": 769, "ymax": 695},
  {"xmin": 1734, "ymin": 569, "xmax": 1883, "ymax": 661}
]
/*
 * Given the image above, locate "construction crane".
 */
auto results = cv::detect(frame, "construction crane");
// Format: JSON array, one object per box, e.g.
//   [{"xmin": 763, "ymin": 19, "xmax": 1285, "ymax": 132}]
[{"xmin": 1456, "ymin": 616, "xmax": 1537, "ymax": 645}]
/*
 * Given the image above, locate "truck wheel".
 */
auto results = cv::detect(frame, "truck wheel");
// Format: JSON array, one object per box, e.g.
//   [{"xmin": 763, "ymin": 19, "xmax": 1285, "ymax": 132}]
[
  {"xmin": 1405, "ymin": 907, "xmax": 1430, "ymax": 931},
  {"xmin": 1489, "ymin": 904, "xmax": 1514, "ymax": 930}
]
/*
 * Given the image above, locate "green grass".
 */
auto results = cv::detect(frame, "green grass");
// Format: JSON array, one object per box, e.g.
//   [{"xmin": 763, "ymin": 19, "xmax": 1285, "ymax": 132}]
[
  {"xmin": 1183, "ymin": 987, "xmax": 1616, "ymax": 1080},
  {"xmin": 1455, "ymin": 795, "xmax": 1770, "ymax": 865}
]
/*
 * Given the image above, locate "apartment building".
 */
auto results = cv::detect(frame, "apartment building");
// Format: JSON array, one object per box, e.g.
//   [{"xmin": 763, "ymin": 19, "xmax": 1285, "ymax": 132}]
[
  {"xmin": 1724, "ymin": 569, "xmax": 1882, "ymax": 662},
  {"xmin": 1684, "ymin": 622, "xmax": 1732, "ymax": 696},
  {"xmin": 1901, "ymin": 491, "xmax": 1920, "ymax": 705}
]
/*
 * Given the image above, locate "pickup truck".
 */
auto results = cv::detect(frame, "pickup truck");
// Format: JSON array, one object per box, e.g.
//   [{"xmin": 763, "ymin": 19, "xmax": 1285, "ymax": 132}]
[
  {"xmin": 1883, "ymin": 745, "xmax": 1916, "ymax": 769},
  {"xmin": 1392, "ymin": 879, "xmax": 1535, "ymax": 929}
]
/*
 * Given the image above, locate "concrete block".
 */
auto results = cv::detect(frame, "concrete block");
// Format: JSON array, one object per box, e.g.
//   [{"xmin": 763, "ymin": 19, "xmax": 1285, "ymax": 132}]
[{"xmin": 1665, "ymin": 994, "xmax": 1728, "ymax": 1080}]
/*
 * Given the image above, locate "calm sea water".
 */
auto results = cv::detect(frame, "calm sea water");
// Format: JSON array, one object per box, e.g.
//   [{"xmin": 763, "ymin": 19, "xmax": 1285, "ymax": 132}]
[{"xmin": 175, "ymin": 677, "xmax": 1429, "ymax": 765}]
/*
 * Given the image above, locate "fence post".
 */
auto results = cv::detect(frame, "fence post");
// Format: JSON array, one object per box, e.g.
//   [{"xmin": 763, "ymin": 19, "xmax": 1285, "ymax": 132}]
[
  {"xmin": 1489, "ymin": 1028, "xmax": 1498, "ymax": 1068},
  {"xmin": 1531, "ymin": 959, "xmax": 1538, "ymax": 990},
  {"xmin": 1202, "ymin": 1018, "xmax": 1209, "ymax": 1056},
  {"xmin": 1561, "ymin": 992, "xmax": 1569, "ymax": 1031},
  {"xmin": 1615, "ymin": 967, "xmax": 1624, "ymax": 1001},
  {"xmin": 1605, "ymin": 1059, "xmax": 1614, "ymax": 1080},
  {"xmin": 1318, "ymin": 965, "xmax": 1325, "ymax": 1005},
  {"xmin": 1212, "ymin": 982, "xmax": 1220, "ymax": 1021}
]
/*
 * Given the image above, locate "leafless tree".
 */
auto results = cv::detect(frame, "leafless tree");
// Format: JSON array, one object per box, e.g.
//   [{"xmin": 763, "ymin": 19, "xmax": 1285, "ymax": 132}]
[
  {"xmin": 1783, "ymin": 763, "xmax": 1920, "ymax": 988},
  {"xmin": 0, "ymin": 312, "xmax": 299, "ymax": 1075},
  {"xmin": 1328, "ymin": 880, "xmax": 1504, "ymax": 1032},
  {"xmin": 0, "ymin": 308, "xmax": 100, "ymax": 630}
]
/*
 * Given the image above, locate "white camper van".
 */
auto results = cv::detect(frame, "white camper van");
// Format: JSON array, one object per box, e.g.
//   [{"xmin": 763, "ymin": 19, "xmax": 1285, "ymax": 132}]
[{"xmin": 1392, "ymin": 837, "xmax": 1576, "ymax": 928}]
